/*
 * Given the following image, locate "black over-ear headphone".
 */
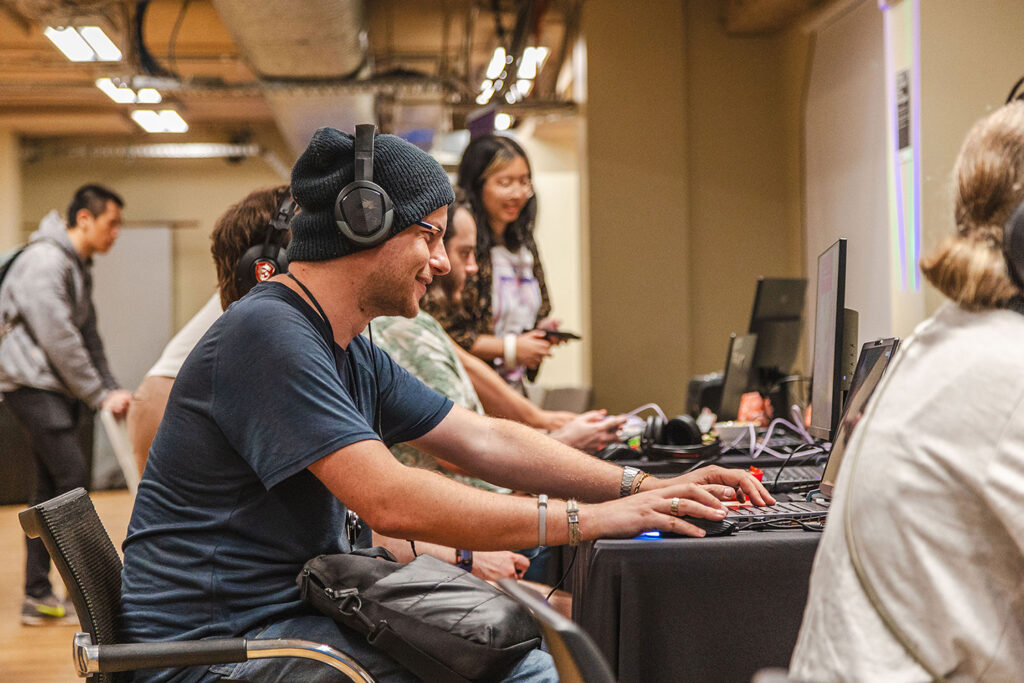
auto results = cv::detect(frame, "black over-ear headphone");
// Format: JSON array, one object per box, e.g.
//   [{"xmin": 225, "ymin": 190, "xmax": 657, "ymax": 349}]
[
  {"xmin": 642, "ymin": 414, "xmax": 702, "ymax": 449},
  {"xmin": 1003, "ymin": 200, "xmax": 1024, "ymax": 290},
  {"xmin": 235, "ymin": 194, "xmax": 297, "ymax": 294},
  {"xmin": 334, "ymin": 123, "xmax": 395, "ymax": 248}
]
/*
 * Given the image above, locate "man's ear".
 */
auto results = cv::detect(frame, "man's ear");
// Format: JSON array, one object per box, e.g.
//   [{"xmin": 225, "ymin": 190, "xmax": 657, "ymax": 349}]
[{"xmin": 73, "ymin": 208, "xmax": 93, "ymax": 229}]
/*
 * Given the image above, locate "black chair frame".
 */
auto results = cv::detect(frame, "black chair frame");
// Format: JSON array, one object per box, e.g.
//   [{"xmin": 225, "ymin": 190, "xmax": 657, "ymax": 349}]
[{"xmin": 19, "ymin": 487, "xmax": 374, "ymax": 682}]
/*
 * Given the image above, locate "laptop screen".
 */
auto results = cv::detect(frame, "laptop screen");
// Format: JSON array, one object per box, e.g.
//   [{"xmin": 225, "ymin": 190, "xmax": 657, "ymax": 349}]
[
  {"xmin": 820, "ymin": 337, "xmax": 900, "ymax": 498},
  {"xmin": 717, "ymin": 333, "xmax": 758, "ymax": 422}
]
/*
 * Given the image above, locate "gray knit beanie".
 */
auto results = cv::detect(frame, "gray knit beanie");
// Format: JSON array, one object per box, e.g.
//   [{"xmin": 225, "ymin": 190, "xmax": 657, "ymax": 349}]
[{"xmin": 288, "ymin": 127, "xmax": 455, "ymax": 261}]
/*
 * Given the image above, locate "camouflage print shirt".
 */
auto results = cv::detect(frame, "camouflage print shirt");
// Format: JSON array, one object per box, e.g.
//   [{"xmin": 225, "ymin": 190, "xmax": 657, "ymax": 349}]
[{"xmin": 372, "ymin": 311, "xmax": 510, "ymax": 493}]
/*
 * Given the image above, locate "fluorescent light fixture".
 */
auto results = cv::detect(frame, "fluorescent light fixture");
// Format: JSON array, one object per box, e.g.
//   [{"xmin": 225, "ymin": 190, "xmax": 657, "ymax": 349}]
[
  {"xmin": 45, "ymin": 25, "xmax": 121, "ymax": 62},
  {"xmin": 136, "ymin": 88, "xmax": 162, "ymax": 103},
  {"xmin": 96, "ymin": 77, "xmax": 135, "ymax": 103},
  {"xmin": 517, "ymin": 79, "xmax": 533, "ymax": 96},
  {"xmin": 480, "ymin": 79, "xmax": 493, "ymax": 91},
  {"xmin": 131, "ymin": 110, "xmax": 188, "ymax": 133},
  {"xmin": 44, "ymin": 27, "xmax": 95, "ymax": 62},
  {"xmin": 476, "ymin": 85, "xmax": 494, "ymax": 105},
  {"xmin": 78, "ymin": 26, "xmax": 122, "ymax": 61},
  {"xmin": 518, "ymin": 46, "xmax": 549, "ymax": 79},
  {"xmin": 495, "ymin": 113, "xmax": 513, "ymax": 131},
  {"xmin": 486, "ymin": 47, "xmax": 506, "ymax": 80}
]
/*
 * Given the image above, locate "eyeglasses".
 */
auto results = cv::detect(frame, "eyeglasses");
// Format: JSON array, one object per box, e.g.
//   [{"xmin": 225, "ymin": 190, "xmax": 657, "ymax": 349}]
[
  {"xmin": 487, "ymin": 174, "xmax": 534, "ymax": 196},
  {"xmin": 416, "ymin": 220, "xmax": 443, "ymax": 235}
]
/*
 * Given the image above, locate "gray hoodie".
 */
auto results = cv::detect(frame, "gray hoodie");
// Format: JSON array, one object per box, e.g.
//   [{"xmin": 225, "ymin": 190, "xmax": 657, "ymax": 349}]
[{"xmin": 0, "ymin": 210, "xmax": 118, "ymax": 407}]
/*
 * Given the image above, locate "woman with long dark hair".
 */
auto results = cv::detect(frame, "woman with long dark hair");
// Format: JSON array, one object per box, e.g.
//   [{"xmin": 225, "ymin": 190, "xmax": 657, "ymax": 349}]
[{"xmin": 425, "ymin": 134, "xmax": 558, "ymax": 386}]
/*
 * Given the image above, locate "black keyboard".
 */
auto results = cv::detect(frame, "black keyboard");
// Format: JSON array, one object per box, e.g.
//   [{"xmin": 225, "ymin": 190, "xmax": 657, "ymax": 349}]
[
  {"xmin": 761, "ymin": 433, "xmax": 808, "ymax": 449},
  {"xmin": 758, "ymin": 464, "xmax": 824, "ymax": 483},
  {"xmin": 726, "ymin": 500, "xmax": 829, "ymax": 524}
]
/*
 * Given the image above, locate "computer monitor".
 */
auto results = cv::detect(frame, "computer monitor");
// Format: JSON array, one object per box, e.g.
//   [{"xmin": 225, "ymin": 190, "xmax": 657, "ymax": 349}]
[
  {"xmin": 809, "ymin": 238, "xmax": 858, "ymax": 440},
  {"xmin": 717, "ymin": 333, "xmax": 757, "ymax": 422},
  {"xmin": 820, "ymin": 337, "xmax": 900, "ymax": 497},
  {"xmin": 747, "ymin": 277, "xmax": 807, "ymax": 391}
]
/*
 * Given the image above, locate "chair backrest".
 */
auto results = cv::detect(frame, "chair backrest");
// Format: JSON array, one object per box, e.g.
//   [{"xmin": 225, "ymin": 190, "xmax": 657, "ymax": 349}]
[
  {"xmin": 498, "ymin": 579, "xmax": 616, "ymax": 683},
  {"xmin": 100, "ymin": 408, "xmax": 140, "ymax": 495},
  {"xmin": 19, "ymin": 488, "xmax": 125, "ymax": 650}
]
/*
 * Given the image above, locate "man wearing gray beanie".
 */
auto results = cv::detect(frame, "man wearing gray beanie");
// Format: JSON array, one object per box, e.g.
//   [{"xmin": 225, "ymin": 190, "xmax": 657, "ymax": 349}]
[{"xmin": 119, "ymin": 126, "xmax": 770, "ymax": 682}]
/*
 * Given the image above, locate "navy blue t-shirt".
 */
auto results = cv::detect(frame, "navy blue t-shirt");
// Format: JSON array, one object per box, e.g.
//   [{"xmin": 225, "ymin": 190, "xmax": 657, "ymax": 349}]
[{"xmin": 120, "ymin": 283, "xmax": 452, "ymax": 674}]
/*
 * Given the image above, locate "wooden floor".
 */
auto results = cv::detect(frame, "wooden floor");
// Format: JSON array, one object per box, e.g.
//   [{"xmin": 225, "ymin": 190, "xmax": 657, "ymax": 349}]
[{"xmin": 0, "ymin": 489, "xmax": 133, "ymax": 682}]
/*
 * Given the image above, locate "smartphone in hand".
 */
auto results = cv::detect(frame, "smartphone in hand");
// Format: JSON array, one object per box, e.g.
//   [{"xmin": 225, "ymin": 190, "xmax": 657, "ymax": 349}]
[{"xmin": 540, "ymin": 330, "xmax": 581, "ymax": 343}]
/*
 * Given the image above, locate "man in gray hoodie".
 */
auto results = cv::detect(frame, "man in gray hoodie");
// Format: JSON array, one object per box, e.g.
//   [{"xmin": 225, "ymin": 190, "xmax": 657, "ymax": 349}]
[{"xmin": 0, "ymin": 184, "xmax": 133, "ymax": 625}]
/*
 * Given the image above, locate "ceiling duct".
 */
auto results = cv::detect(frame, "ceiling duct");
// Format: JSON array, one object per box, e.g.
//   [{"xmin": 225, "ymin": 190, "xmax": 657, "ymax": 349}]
[{"xmin": 210, "ymin": 0, "xmax": 376, "ymax": 157}]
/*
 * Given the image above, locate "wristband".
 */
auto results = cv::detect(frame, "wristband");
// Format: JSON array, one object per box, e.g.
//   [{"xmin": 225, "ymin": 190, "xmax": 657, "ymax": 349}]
[
  {"xmin": 566, "ymin": 499, "xmax": 581, "ymax": 546},
  {"xmin": 537, "ymin": 494, "xmax": 548, "ymax": 547},
  {"xmin": 620, "ymin": 466, "xmax": 641, "ymax": 498},
  {"xmin": 503, "ymin": 334, "xmax": 517, "ymax": 367},
  {"xmin": 630, "ymin": 471, "xmax": 649, "ymax": 495}
]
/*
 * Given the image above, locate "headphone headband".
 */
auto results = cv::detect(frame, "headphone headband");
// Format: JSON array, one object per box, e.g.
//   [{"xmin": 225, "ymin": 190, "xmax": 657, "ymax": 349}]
[{"xmin": 354, "ymin": 123, "xmax": 376, "ymax": 183}]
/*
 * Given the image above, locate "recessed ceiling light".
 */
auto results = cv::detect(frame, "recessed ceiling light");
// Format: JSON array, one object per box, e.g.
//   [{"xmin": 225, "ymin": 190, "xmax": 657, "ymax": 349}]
[
  {"xmin": 96, "ymin": 78, "xmax": 136, "ymax": 103},
  {"xmin": 44, "ymin": 27, "xmax": 95, "ymax": 62},
  {"xmin": 131, "ymin": 110, "xmax": 188, "ymax": 133},
  {"xmin": 78, "ymin": 26, "xmax": 122, "ymax": 61},
  {"xmin": 44, "ymin": 26, "xmax": 121, "ymax": 62}
]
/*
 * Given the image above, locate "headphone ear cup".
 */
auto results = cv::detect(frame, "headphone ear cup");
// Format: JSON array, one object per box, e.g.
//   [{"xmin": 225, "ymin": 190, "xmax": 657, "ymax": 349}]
[
  {"xmin": 664, "ymin": 415, "xmax": 702, "ymax": 446},
  {"xmin": 643, "ymin": 415, "xmax": 664, "ymax": 449},
  {"xmin": 235, "ymin": 244, "xmax": 286, "ymax": 297},
  {"xmin": 1004, "ymin": 200, "xmax": 1024, "ymax": 290},
  {"xmin": 334, "ymin": 180, "xmax": 395, "ymax": 248}
]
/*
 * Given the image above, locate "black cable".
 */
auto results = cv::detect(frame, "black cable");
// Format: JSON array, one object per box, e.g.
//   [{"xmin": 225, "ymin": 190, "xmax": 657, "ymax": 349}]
[
  {"xmin": 409, "ymin": 540, "xmax": 418, "ymax": 557},
  {"xmin": 134, "ymin": 1, "xmax": 177, "ymax": 78},
  {"xmin": 545, "ymin": 546, "xmax": 578, "ymax": 601},
  {"xmin": 770, "ymin": 443, "xmax": 821, "ymax": 491},
  {"xmin": 681, "ymin": 453, "xmax": 721, "ymax": 475},
  {"xmin": 167, "ymin": 0, "xmax": 192, "ymax": 76}
]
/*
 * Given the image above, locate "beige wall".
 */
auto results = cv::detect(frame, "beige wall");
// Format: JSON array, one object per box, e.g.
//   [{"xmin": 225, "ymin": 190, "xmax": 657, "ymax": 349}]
[
  {"xmin": 0, "ymin": 130, "xmax": 20, "ymax": 250},
  {"xmin": 919, "ymin": 0, "xmax": 1024, "ymax": 315},
  {"xmin": 583, "ymin": 0, "xmax": 806, "ymax": 414},
  {"xmin": 686, "ymin": 1, "xmax": 806, "ymax": 375},
  {"xmin": 20, "ymin": 154, "xmax": 286, "ymax": 330},
  {"xmin": 583, "ymin": 0, "xmax": 692, "ymax": 415}
]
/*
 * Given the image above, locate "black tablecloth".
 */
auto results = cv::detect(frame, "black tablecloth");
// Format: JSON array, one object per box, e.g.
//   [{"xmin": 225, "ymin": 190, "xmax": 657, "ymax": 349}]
[{"xmin": 571, "ymin": 530, "xmax": 821, "ymax": 683}]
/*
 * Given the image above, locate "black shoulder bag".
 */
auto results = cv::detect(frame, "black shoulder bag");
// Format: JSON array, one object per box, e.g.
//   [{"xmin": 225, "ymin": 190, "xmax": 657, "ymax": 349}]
[{"xmin": 298, "ymin": 549, "xmax": 541, "ymax": 683}]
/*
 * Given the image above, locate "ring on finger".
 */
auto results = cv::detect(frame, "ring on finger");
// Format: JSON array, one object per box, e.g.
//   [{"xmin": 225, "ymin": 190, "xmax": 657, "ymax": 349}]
[{"xmin": 670, "ymin": 497, "xmax": 680, "ymax": 516}]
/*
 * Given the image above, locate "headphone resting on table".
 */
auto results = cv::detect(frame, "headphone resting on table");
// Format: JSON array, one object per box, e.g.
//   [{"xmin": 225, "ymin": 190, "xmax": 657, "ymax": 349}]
[
  {"xmin": 334, "ymin": 123, "xmax": 394, "ymax": 248},
  {"xmin": 234, "ymin": 194, "xmax": 297, "ymax": 293}
]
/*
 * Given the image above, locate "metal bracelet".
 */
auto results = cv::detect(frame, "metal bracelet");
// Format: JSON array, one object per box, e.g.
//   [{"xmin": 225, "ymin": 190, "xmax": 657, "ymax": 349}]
[{"xmin": 620, "ymin": 466, "xmax": 641, "ymax": 498}]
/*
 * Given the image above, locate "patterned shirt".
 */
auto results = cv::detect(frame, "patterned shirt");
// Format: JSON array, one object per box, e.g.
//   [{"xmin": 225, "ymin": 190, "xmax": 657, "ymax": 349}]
[
  {"xmin": 372, "ymin": 311, "xmax": 510, "ymax": 493},
  {"xmin": 424, "ymin": 234, "xmax": 551, "ymax": 353}
]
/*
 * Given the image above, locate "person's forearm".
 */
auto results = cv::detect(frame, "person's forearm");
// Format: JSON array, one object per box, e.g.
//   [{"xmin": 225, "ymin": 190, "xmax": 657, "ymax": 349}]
[
  {"xmin": 373, "ymin": 531, "xmax": 459, "ymax": 565},
  {"xmin": 456, "ymin": 343, "xmax": 544, "ymax": 425},
  {"xmin": 415, "ymin": 414, "xmax": 627, "ymax": 503},
  {"xmin": 312, "ymin": 448, "xmax": 572, "ymax": 550},
  {"xmin": 469, "ymin": 333, "xmax": 504, "ymax": 361}
]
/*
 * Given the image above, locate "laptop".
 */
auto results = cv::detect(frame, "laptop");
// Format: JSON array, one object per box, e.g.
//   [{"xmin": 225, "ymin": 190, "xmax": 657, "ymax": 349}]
[
  {"xmin": 717, "ymin": 332, "xmax": 758, "ymax": 422},
  {"xmin": 730, "ymin": 337, "xmax": 900, "ymax": 522}
]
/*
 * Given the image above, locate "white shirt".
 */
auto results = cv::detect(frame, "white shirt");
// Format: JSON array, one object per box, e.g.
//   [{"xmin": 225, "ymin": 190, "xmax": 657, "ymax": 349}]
[
  {"xmin": 145, "ymin": 292, "xmax": 222, "ymax": 379},
  {"xmin": 790, "ymin": 303, "xmax": 1024, "ymax": 681}
]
